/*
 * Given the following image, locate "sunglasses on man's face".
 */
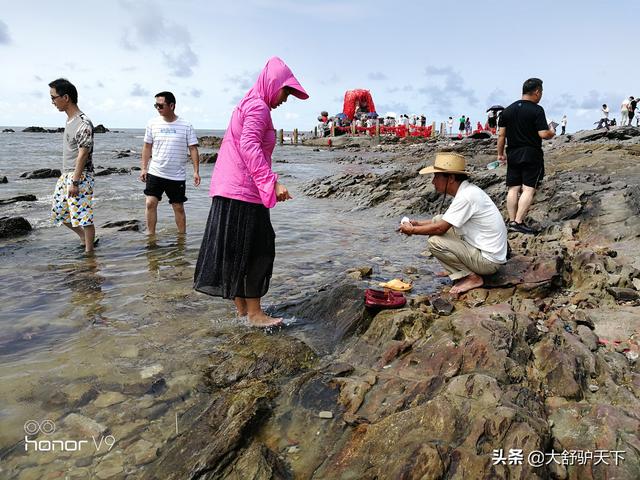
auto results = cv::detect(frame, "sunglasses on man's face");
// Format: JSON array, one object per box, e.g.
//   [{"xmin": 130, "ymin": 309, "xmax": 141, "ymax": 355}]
[{"xmin": 154, "ymin": 103, "xmax": 168, "ymax": 110}]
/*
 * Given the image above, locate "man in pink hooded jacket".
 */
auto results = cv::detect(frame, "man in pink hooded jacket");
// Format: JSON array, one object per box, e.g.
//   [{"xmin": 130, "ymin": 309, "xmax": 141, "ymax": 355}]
[{"xmin": 194, "ymin": 57, "xmax": 308, "ymax": 327}]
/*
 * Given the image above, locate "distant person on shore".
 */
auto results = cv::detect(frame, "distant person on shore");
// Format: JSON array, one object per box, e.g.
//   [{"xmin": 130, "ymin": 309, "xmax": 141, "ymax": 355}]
[
  {"xmin": 628, "ymin": 97, "xmax": 636, "ymax": 126},
  {"xmin": 48, "ymin": 78, "xmax": 96, "ymax": 253},
  {"xmin": 561, "ymin": 115, "xmax": 567, "ymax": 135},
  {"xmin": 458, "ymin": 115, "xmax": 466, "ymax": 136},
  {"xmin": 447, "ymin": 117, "xmax": 453, "ymax": 135},
  {"xmin": 194, "ymin": 57, "xmax": 308, "ymax": 328},
  {"xmin": 398, "ymin": 152, "xmax": 507, "ymax": 295},
  {"xmin": 487, "ymin": 110, "xmax": 497, "ymax": 129},
  {"xmin": 465, "ymin": 116, "xmax": 472, "ymax": 136},
  {"xmin": 139, "ymin": 91, "xmax": 200, "ymax": 236},
  {"xmin": 597, "ymin": 104, "xmax": 610, "ymax": 130},
  {"xmin": 621, "ymin": 97, "xmax": 630, "ymax": 126},
  {"xmin": 497, "ymin": 77, "xmax": 555, "ymax": 235}
]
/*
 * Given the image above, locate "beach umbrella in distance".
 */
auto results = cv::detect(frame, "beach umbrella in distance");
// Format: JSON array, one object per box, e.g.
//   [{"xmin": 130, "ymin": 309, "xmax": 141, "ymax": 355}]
[
  {"xmin": 486, "ymin": 105, "xmax": 504, "ymax": 112},
  {"xmin": 336, "ymin": 113, "xmax": 347, "ymax": 119}
]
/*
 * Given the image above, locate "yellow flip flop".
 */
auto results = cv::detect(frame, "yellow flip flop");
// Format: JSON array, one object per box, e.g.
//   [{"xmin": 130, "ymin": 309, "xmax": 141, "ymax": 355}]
[{"xmin": 378, "ymin": 278, "xmax": 413, "ymax": 292}]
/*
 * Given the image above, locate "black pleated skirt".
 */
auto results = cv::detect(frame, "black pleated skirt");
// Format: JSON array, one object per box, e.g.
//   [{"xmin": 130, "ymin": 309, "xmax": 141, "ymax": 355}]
[{"xmin": 194, "ymin": 196, "xmax": 275, "ymax": 299}]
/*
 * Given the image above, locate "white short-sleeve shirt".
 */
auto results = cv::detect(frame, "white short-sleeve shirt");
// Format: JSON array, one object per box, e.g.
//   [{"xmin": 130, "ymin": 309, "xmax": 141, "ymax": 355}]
[
  {"xmin": 144, "ymin": 116, "xmax": 198, "ymax": 181},
  {"xmin": 442, "ymin": 180, "xmax": 508, "ymax": 264}
]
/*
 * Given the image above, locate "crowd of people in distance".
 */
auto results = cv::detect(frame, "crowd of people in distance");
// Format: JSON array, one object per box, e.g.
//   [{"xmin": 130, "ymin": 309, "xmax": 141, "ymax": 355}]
[{"xmin": 598, "ymin": 97, "xmax": 639, "ymax": 130}]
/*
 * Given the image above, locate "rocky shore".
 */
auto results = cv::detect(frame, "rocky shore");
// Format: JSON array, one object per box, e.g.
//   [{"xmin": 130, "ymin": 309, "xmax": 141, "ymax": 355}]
[
  {"xmin": 145, "ymin": 129, "xmax": 638, "ymax": 479},
  {"xmin": 2, "ymin": 128, "xmax": 639, "ymax": 479}
]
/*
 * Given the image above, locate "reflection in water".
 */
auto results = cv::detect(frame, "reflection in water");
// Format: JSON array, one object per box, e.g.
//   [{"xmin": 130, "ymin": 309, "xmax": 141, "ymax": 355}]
[
  {"xmin": 146, "ymin": 234, "xmax": 187, "ymax": 276},
  {"xmin": 59, "ymin": 254, "xmax": 107, "ymax": 324}
]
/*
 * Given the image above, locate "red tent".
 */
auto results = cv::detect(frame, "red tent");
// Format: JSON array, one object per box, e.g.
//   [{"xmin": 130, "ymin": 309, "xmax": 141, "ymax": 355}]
[{"xmin": 342, "ymin": 89, "xmax": 376, "ymax": 120}]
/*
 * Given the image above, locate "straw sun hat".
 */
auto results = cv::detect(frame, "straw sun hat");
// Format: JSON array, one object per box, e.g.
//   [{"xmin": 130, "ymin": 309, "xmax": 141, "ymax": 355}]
[{"xmin": 419, "ymin": 152, "xmax": 470, "ymax": 175}]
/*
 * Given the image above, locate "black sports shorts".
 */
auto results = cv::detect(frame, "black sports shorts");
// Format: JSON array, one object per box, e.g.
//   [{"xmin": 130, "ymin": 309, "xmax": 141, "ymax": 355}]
[
  {"xmin": 506, "ymin": 147, "xmax": 544, "ymax": 188},
  {"xmin": 144, "ymin": 173, "xmax": 187, "ymax": 204}
]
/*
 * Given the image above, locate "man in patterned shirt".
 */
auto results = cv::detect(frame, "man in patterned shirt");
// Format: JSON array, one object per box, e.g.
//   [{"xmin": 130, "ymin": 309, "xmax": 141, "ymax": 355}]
[{"xmin": 49, "ymin": 78, "xmax": 96, "ymax": 253}]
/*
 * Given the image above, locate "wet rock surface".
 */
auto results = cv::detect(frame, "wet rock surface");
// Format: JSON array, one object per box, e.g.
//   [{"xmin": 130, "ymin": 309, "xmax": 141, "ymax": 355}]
[
  {"xmin": 200, "ymin": 152, "xmax": 218, "ymax": 163},
  {"xmin": 0, "ymin": 194, "xmax": 37, "ymax": 206},
  {"xmin": 199, "ymin": 136, "xmax": 223, "ymax": 148},
  {"xmin": 139, "ymin": 129, "xmax": 639, "ymax": 479},
  {"xmin": 102, "ymin": 219, "xmax": 142, "ymax": 232},
  {"xmin": 0, "ymin": 216, "xmax": 32, "ymax": 238},
  {"xmin": 20, "ymin": 168, "xmax": 61, "ymax": 179},
  {"xmin": 94, "ymin": 167, "xmax": 132, "ymax": 176}
]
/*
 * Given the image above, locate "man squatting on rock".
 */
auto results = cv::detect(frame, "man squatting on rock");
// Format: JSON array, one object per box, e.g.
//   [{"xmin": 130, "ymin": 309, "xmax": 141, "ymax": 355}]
[
  {"xmin": 497, "ymin": 77, "xmax": 555, "ymax": 235},
  {"xmin": 399, "ymin": 152, "xmax": 508, "ymax": 295}
]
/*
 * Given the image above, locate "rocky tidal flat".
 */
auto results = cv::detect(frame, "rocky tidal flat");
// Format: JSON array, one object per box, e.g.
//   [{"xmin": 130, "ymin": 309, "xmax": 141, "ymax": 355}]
[{"xmin": 1, "ymin": 128, "xmax": 639, "ymax": 479}]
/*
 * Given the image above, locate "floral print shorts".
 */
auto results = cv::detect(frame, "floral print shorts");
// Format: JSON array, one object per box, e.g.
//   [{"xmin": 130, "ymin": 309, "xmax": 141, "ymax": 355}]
[{"xmin": 51, "ymin": 172, "xmax": 94, "ymax": 227}]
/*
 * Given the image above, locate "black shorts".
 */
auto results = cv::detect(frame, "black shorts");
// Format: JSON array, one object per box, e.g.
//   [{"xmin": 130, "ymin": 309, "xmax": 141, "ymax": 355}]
[
  {"xmin": 506, "ymin": 147, "xmax": 544, "ymax": 188},
  {"xmin": 144, "ymin": 173, "xmax": 187, "ymax": 204}
]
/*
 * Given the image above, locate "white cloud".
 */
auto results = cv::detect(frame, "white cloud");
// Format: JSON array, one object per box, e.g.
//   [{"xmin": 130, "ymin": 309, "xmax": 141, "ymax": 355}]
[
  {"xmin": 118, "ymin": 1, "xmax": 199, "ymax": 77},
  {"xmin": 0, "ymin": 20, "xmax": 10, "ymax": 45}
]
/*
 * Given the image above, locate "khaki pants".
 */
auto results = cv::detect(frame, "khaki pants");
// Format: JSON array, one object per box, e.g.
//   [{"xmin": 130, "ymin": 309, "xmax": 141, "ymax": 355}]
[{"xmin": 428, "ymin": 216, "xmax": 501, "ymax": 281}]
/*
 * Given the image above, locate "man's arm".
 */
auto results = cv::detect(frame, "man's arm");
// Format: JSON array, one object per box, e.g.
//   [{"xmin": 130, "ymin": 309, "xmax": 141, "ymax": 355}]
[
  {"xmin": 140, "ymin": 142, "xmax": 152, "ymax": 182},
  {"xmin": 399, "ymin": 218, "xmax": 451, "ymax": 236},
  {"xmin": 538, "ymin": 128, "xmax": 556, "ymax": 140},
  {"xmin": 497, "ymin": 127, "xmax": 507, "ymax": 162},
  {"xmin": 189, "ymin": 144, "xmax": 200, "ymax": 186},
  {"xmin": 68, "ymin": 147, "xmax": 90, "ymax": 197}
]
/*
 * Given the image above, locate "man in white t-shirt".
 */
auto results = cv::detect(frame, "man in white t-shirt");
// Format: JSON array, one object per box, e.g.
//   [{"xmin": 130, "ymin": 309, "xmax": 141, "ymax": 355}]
[
  {"xmin": 399, "ymin": 152, "xmax": 508, "ymax": 295},
  {"xmin": 140, "ymin": 91, "xmax": 200, "ymax": 236}
]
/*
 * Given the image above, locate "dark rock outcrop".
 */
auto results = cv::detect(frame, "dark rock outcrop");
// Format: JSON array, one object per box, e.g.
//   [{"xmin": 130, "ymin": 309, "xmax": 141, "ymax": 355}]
[
  {"xmin": 0, "ymin": 176, "xmax": 7, "ymax": 184},
  {"xmin": 93, "ymin": 124, "xmax": 109, "ymax": 133},
  {"xmin": 94, "ymin": 167, "xmax": 131, "ymax": 176},
  {"xmin": 199, "ymin": 136, "xmax": 223, "ymax": 148},
  {"xmin": 2, "ymin": 128, "xmax": 14, "ymax": 133},
  {"xmin": 22, "ymin": 126, "xmax": 64, "ymax": 133},
  {"xmin": 200, "ymin": 152, "xmax": 218, "ymax": 164},
  {"xmin": 102, "ymin": 219, "xmax": 141, "ymax": 232},
  {"xmin": 20, "ymin": 168, "xmax": 61, "ymax": 179},
  {"xmin": 0, "ymin": 216, "xmax": 32, "ymax": 238},
  {"xmin": 0, "ymin": 195, "xmax": 37, "ymax": 206}
]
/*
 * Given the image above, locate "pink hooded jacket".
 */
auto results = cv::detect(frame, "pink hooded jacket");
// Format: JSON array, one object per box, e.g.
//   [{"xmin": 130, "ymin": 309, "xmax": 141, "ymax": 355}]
[{"xmin": 209, "ymin": 57, "xmax": 309, "ymax": 208}]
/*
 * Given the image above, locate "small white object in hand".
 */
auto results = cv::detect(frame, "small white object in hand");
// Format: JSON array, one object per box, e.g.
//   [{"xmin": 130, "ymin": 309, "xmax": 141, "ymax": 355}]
[{"xmin": 401, "ymin": 216, "xmax": 411, "ymax": 225}]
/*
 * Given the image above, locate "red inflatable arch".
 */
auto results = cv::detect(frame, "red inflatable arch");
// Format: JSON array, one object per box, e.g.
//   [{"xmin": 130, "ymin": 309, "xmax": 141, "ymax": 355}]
[{"xmin": 343, "ymin": 89, "xmax": 377, "ymax": 120}]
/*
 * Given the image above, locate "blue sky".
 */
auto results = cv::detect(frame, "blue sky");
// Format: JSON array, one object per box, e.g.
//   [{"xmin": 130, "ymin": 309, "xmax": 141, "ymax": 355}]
[{"xmin": 0, "ymin": 0, "xmax": 638, "ymax": 132}]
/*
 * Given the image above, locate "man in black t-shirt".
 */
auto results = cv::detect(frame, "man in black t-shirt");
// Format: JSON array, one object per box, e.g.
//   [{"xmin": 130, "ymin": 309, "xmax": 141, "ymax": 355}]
[{"xmin": 497, "ymin": 78, "xmax": 555, "ymax": 234}]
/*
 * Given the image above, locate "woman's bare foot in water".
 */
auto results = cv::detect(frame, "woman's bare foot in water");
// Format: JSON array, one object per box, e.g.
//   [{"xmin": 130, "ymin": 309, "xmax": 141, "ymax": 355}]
[
  {"xmin": 449, "ymin": 273, "xmax": 484, "ymax": 296},
  {"xmin": 233, "ymin": 298, "xmax": 248, "ymax": 317},
  {"xmin": 248, "ymin": 311, "xmax": 283, "ymax": 328}
]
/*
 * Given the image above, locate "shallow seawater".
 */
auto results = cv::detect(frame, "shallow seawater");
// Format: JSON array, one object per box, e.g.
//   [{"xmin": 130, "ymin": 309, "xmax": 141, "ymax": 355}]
[{"xmin": 0, "ymin": 130, "xmax": 445, "ymax": 463}]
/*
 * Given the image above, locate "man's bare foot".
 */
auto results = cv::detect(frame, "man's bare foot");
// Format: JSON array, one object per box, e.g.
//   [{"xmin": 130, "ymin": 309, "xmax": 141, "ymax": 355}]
[
  {"xmin": 248, "ymin": 311, "xmax": 283, "ymax": 328},
  {"xmin": 435, "ymin": 270, "xmax": 449, "ymax": 277},
  {"xmin": 449, "ymin": 273, "xmax": 484, "ymax": 295}
]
